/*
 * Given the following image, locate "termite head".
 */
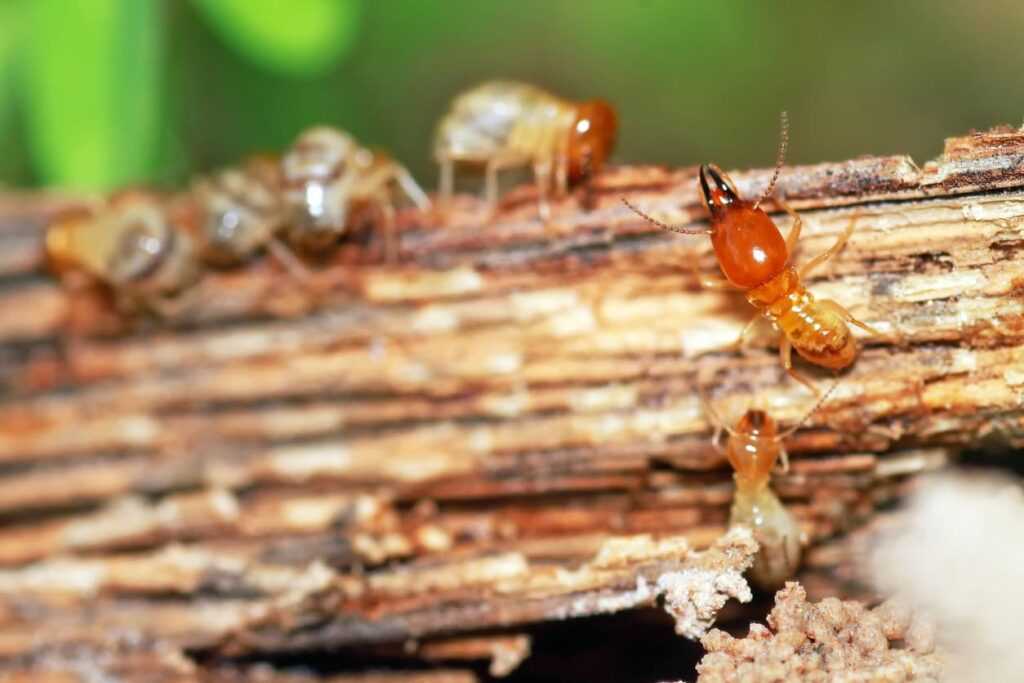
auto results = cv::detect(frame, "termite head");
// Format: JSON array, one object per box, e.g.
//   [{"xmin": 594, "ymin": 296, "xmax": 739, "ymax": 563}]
[
  {"xmin": 45, "ymin": 209, "xmax": 94, "ymax": 276},
  {"xmin": 727, "ymin": 409, "xmax": 782, "ymax": 491},
  {"xmin": 699, "ymin": 163, "xmax": 788, "ymax": 289},
  {"xmin": 708, "ymin": 379, "xmax": 837, "ymax": 493},
  {"xmin": 737, "ymin": 409, "xmax": 777, "ymax": 439},
  {"xmin": 568, "ymin": 99, "xmax": 618, "ymax": 184}
]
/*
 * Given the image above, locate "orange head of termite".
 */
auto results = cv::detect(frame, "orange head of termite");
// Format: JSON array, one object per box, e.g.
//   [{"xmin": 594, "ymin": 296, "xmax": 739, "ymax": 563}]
[
  {"xmin": 44, "ymin": 210, "xmax": 94, "ymax": 276},
  {"xmin": 726, "ymin": 409, "xmax": 781, "ymax": 490},
  {"xmin": 699, "ymin": 163, "xmax": 789, "ymax": 289},
  {"xmin": 567, "ymin": 99, "xmax": 618, "ymax": 184},
  {"xmin": 716, "ymin": 380, "xmax": 837, "ymax": 492}
]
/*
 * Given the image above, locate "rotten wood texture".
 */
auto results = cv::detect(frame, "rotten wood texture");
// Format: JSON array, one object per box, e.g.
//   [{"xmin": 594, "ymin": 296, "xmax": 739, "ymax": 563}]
[
  {"xmin": 1, "ymin": 126, "xmax": 1023, "ymax": 681},
  {"xmin": 2, "ymin": 651, "xmax": 479, "ymax": 683}
]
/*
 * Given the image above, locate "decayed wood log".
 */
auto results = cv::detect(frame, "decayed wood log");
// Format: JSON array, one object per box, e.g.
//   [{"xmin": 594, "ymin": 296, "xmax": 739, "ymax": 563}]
[{"xmin": 1, "ymin": 125, "xmax": 1024, "ymax": 680}]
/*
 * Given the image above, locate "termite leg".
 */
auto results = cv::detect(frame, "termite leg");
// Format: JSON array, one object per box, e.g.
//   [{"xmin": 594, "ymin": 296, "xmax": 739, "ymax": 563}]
[
  {"xmin": 555, "ymin": 152, "xmax": 569, "ymax": 196},
  {"xmin": 823, "ymin": 297, "xmax": 904, "ymax": 345},
  {"xmin": 439, "ymin": 159, "xmax": 455, "ymax": 203},
  {"xmin": 775, "ymin": 197, "xmax": 803, "ymax": 255},
  {"xmin": 533, "ymin": 160, "xmax": 553, "ymax": 221},
  {"xmin": 779, "ymin": 337, "xmax": 819, "ymax": 395},
  {"xmin": 695, "ymin": 370, "xmax": 735, "ymax": 453},
  {"xmin": 579, "ymin": 157, "xmax": 597, "ymax": 211},
  {"xmin": 776, "ymin": 444, "xmax": 791, "ymax": 474},
  {"xmin": 725, "ymin": 314, "xmax": 765, "ymax": 353},
  {"xmin": 799, "ymin": 221, "xmax": 854, "ymax": 278},
  {"xmin": 267, "ymin": 237, "xmax": 313, "ymax": 283},
  {"xmin": 394, "ymin": 166, "xmax": 431, "ymax": 211},
  {"xmin": 818, "ymin": 298, "xmax": 883, "ymax": 337},
  {"xmin": 484, "ymin": 160, "xmax": 501, "ymax": 210},
  {"xmin": 375, "ymin": 195, "xmax": 399, "ymax": 264},
  {"xmin": 711, "ymin": 425, "xmax": 726, "ymax": 454},
  {"xmin": 146, "ymin": 288, "xmax": 200, "ymax": 320},
  {"xmin": 698, "ymin": 381, "xmax": 727, "ymax": 450},
  {"xmin": 484, "ymin": 155, "xmax": 525, "ymax": 212}
]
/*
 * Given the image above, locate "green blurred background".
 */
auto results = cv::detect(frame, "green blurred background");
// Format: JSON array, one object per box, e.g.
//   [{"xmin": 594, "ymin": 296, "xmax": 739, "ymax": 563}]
[{"xmin": 1, "ymin": 0, "xmax": 1022, "ymax": 191}]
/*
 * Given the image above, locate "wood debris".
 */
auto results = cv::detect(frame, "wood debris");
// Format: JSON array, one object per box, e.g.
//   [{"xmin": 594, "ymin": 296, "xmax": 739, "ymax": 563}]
[{"xmin": 694, "ymin": 583, "xmax": 943, "ymax": 682}]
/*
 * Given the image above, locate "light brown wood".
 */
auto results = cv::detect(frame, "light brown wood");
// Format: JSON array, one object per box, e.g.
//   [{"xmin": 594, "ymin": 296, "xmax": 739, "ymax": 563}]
[{"xmin": 2, "ymin": 125, "xmax": 1023, "ymax": 680}]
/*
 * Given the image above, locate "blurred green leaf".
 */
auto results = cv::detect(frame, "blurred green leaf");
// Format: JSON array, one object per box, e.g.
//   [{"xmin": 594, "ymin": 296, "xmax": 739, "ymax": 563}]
[
  {"xmin": 192, "ymin": 0, "xmax": 360, "ymax": 77},
  {"xmin": 0, "ymin": 1, "xmax": 24, "ymax": 184},
  {"xmin": 0, "ymin": 1, "xmax": 23, "ymax": 122},
  {"xmin": 23, "ymin": 0, "xmax": 163, "ymax": 189},
  {"xmin": 0, "ymin": 1, "xmax": 20, "ymax": 74}
]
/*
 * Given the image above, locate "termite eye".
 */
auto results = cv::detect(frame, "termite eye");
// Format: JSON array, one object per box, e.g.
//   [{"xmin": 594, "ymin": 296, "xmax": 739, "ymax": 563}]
[{"xmin": 699, "ymin": 164, "xmax": 740, "ymax": 218}]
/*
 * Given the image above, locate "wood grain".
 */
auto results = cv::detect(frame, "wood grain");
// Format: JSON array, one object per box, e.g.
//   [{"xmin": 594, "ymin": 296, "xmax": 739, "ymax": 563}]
[{"xmin": 1, "ymin": 125, "xmax": 1023, "ymax": 681}]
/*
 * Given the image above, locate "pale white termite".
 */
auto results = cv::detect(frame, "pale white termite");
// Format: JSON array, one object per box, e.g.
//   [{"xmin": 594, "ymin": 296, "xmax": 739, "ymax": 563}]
[
  {"xmin": 192, "ymin": 155, "xmax": 285, "ymax": 266},
  {"xmin": 281, "ymin": 126, "xmax": 430, "ymax": 260},
  {"xmin": 702, "ymin": 382, "xmax": 836, "ymax": 589},
  {"xmin": 46, "ymin": 190, "xmax": 200, "ymax": 317},
  {"xmin": 434, "ymin": 81, "xmax": 617, "ymax": 218}
]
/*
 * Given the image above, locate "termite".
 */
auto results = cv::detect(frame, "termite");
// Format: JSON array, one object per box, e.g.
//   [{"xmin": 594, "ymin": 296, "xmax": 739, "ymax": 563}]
[
  {"xmin": 189, "ymin": 155, "xmax": 314, "ymax": 280},
  {"xmin": 624, "ymin": 114, "xmax": 879, "ymax": 391},
  {"xmin": 281, "ymin": 126, "xmax": 430, "ymax": 261},
  {"xmin": 434, "ymin": 80, "xmax": 618, "ymax": 219},
  {"xmin": 702, "ymin": 380, "xmax": 836, "ymax": 589},
  {"xmin": 192, "ymin": 155, "xmax": 284, "ymax": 266},
  {"xmin": 46, "ymin": 191, "xmax": 200, "ymax": 317}
]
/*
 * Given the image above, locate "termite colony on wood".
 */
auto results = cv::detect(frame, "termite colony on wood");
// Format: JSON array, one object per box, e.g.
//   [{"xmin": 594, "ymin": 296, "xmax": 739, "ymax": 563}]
[
  {"xmin": 46, "ymin": 126, "xmax": 431, "ymax": 316},
  {"xmin": 45, "ymin": 81, "xmax": 617, "ymax": 316},
  {"xmin": 44, "ymin": 83, "xmax": 879, "ymax": 591}
]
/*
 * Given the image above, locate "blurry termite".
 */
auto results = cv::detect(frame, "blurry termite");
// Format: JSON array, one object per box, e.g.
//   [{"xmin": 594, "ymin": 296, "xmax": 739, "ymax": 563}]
[
  {"xmin": 190, "ymin": 155, "xmax": 297, "ymax": 271},
  {"xmin": 702, "ymin": 379, "xmax": 837, "ymax": 589},
  {"xmin": 46, "ymin": 191, "xmax": 200, "ymax": 317},
  {"xmin": 281, "ymin": 126, "xmax": 430, "ymax": 261},
  {"xmin": 623, "ymin": 113, "xmax": 880, "ymax": 392},
  {"xmin": 434, "ymin": 80, "xmax": 618, "ymax": 219}
]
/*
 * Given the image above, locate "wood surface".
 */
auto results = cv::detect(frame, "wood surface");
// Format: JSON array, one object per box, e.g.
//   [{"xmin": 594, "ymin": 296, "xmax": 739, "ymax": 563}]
[{"xmin": 2, "ymin": 125, "xmax": 1023, "ymax": 680}]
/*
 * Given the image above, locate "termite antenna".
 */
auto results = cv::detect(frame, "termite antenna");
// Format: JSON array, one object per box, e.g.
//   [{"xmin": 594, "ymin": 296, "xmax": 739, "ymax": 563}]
[
  {"xmin": 776, "ymin": 378, "xmax": 838, "ymax": 441},
  {"xmin": 621, "ymin": 198, "xmax": 711, "ymax": 236},
  {"xmin": 696, "ymin": 370, "xmax": 741, "ymax": 443},
  {"xmin": 753, "ymin": 110, "xmax": 789, "ymax": 211}
]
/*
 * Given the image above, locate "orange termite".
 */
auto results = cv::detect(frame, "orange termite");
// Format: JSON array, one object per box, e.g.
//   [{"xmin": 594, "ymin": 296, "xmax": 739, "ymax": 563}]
[
  {"xmin": 625, "ymin": 114, "xmax": 879, "ymax": 391},
  {"xmin": 702, "ymin": 380, "xmax": 836, "ymax": 589}
]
